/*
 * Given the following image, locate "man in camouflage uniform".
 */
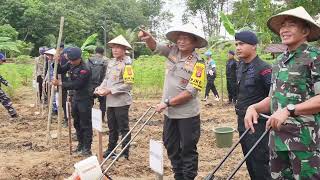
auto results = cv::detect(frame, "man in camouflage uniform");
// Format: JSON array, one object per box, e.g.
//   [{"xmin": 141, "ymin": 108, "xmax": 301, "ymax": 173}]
[
  {"xmin": 244, "ymin": 7, "xmax": 320, "ymax": 179},
  {"xmin": 0, "ymin": 53, "xmax": 18, "ymax": 118},
  {"xmin": 138, "ymin": 24, "xmax": 207, "ymax": 180}
]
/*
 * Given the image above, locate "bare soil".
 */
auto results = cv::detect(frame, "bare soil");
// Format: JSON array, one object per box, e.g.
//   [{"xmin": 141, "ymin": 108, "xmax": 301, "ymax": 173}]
[{"xmin": 0, "ymin": 87, "xmax": 249, "ymax": 180}]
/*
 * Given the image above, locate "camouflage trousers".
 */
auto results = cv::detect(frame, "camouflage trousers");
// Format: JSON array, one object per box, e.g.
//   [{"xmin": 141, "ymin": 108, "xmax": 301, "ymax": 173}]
[
  {"xmin": 0, "ymin": 88, "xmax": 17, "ymax": 117},
  {"xmin": 270, "ymin": 149, "xmax": 320, "ymax": 180}
]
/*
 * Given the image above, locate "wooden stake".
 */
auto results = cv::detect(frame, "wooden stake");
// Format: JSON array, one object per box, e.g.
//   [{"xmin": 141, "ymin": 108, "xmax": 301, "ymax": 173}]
[
  {"xmin": 41, "ymin": 56, "xmax": 47, "ymax": 115},
  {"xmin": 57, "ymin": 74, "xmax": 63, "ymax": 144},
  {"xmin": 220, "ymin": 68, "xmax": 224, "ymax": 104},
  {"xmin": 98, "ymin": 131, "xmax": 103, "ymax": 163},
  {"xmin": 67, "ymin": 100, "xmax": 72, "ymax": 155},
  {"xmin": 46, "ymin": 16, "xmax": 64, "ymax": 144}
]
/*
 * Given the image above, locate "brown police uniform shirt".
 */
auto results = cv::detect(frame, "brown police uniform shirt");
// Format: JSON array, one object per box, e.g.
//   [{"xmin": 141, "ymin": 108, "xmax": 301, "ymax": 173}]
[
  {"xmin": 155, "ymin": 43, "xmax": 200, "ymax": 119},
  {"xmin": 35, "ymin": 55, "xmax": 46, "ymax": 77},
  {"xmin": 100, "ymin": 56, "xmax": 133, "ymax": 107}
]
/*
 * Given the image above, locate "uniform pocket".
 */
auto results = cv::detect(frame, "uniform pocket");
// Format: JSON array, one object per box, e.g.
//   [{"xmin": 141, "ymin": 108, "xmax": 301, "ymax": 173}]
[
  {"xmin": 244, "ymin": 77, "xmax": 255, "ymax": 93},
  {"xmin": 175, "ymin": 68, "xmax": 192, "ymax": 88}
]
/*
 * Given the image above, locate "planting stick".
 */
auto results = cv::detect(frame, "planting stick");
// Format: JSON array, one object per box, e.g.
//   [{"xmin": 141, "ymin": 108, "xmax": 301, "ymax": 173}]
[
  {"xmin": 67, "ymin": 99, "xmax": 72, "ymax": 155},
  {"xmin": 57, "ymin": 74, "xmax": 63, "ymax": 144},
  {"xmin": 41, "ymin": 56, "xmax": 47, "ymax": 115},
  {"xmin": 204, "ymin": 128, "xmax": 250, "ymax": 180},
  {"xmin": 46, "ymin": 16, "xmax": 64, "ymax": 144}
]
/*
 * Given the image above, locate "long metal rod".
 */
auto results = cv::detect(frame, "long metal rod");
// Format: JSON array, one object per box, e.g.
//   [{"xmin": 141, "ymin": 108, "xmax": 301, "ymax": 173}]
[
  {"xmin": 101, "ymin": 110, "xmax": 156, "ymax": 178},
  {"xmin": 100, "ymin": 106, "xmax": 153, "ymax": 167},
  {"xmin": 204, "ymin": 128, "xmax": 250, "ymax": 180},
  {"xmin": 227, "ymin": 128, "xmax": 271, "ymax": 179}
]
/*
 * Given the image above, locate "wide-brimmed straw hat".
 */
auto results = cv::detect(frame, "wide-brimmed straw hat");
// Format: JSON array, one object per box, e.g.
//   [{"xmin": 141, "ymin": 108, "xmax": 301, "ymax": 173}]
[
  {"xmin": 267, "ymin": 6, "xmax": 320, "ymax": 42},
  {"xmin": 108, "ymin": 35, "xmax": 132, "ymax": 50},
  {"xmin": 166, "ymin": 24, "xmax": 208, "ymax": 48},
  {"xmin": 44, "ymin": 48, "xmax": 56, "ymax": 55}
]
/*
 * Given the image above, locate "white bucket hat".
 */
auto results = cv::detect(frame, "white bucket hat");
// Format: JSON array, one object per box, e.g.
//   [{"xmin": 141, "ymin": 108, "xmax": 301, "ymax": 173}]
[
  {"xmin": 166, "ymin": 24, "xmax": 208, "ymax": 48},
  {"xmin": 108, "ymin": 35, "xmax": 132, "ymax": 50},
  {"xmin": 44, "ymin": 48, "xmax": 56, "ymax": 55},
  {"xmin": 267, "ymin": 6, "xmax": 320, "ymax": 42}
]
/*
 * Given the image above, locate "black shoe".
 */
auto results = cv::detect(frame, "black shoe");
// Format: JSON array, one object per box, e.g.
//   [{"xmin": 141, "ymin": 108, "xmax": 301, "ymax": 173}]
[
  {"xmin": 119, "ymin": 153, "xmax": 129, "ymax": 160},
  {"xmin": 62, "ymin": 120, "xmax": 68, "ymax": 128},
  {"xmin": 73, "ymin": 144, "xmax": 83, "ymax": 153},
  {"xmin": 103, "ymin": 150, "xmax": 116, "ymax": 158},
  {"xmin": 80, "ymin": 149, "xmax": 92, "ymax": 156}
]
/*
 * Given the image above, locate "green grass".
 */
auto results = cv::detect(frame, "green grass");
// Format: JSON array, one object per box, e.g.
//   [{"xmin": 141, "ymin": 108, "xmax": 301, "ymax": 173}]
[{"xmin": 0, "ymin": 63, "xmax": 34, "ymax": 97}]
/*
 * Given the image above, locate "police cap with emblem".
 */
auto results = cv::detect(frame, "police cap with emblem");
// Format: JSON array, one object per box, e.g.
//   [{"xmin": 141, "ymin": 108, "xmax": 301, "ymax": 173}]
[{"xmin": 166, "ymin": 24, "xmax": 208, "ymax": 48}]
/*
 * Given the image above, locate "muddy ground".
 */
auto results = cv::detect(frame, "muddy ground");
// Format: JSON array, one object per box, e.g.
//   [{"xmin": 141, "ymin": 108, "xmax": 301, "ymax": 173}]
[{"xmin": 0, "ymin": 87, "xmax": 249, "ymax": 180}]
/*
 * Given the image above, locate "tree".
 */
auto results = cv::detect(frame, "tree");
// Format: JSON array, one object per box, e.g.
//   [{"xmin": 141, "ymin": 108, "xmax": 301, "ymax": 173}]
[{"xmin": 185, "ymin": 0, "xmax": 228, "ymax": 37}]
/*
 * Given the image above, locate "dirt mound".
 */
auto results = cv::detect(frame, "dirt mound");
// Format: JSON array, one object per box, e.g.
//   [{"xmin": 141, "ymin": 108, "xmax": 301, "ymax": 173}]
[{"xmin": 0, "ymin": 87, "xmax": 249, "ymax": 179}]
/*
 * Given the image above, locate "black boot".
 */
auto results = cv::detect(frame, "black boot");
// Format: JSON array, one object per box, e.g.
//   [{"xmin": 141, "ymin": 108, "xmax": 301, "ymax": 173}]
[
  {"xmin": 103, "ymin": 149, "xmax": 116, "ymax": 158},
  {"xmin": 73, "ymin": 143, "xmax": 83, "ymax": 153}
]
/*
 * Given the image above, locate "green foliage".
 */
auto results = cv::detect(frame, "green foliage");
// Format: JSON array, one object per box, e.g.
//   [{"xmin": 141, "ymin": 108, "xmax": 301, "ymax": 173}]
[
  {"xmin": 0, "ymin": 0, "xmax": 169, "ymax": 56},
  {"xmin": 219, "ymin": 12, "xmax": 235, "ymax": 36},
  {"xmin": 132, "ymin": 55, "xmax": 165, "ymax": 98},
  {"xmin": 0, "ymin": 63, "xmax": 33, "ymax": 97},
  {"xmin": 0, "ymin": 24, "xmax": 19, "ymax": 41},
  {"xmin": 15, "ymin": 55, "xmax": 33, "ymax": 64},
  {"xmin": 0, "ymin": 36, "xmax": 20, "ymax": 53}
]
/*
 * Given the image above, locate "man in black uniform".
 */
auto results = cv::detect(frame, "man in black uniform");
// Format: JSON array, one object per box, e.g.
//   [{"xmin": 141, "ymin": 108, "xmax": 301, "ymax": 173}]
[
  {"xmin": 226, "ymin": 50, "xmax": 237, "ymax": 104},
  {"xmin": 234, "ymin": 31, "xmax": 272, "ymax": 180},
  {"xmin": 87, "ymin": 47, "xmax": 107, "ymax": 121},
  {"xmin": 52, "ymin": 47, "xmax": 92, "ymax": 156}
]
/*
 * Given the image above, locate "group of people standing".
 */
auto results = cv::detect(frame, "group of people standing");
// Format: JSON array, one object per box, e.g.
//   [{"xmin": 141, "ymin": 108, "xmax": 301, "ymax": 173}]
[{"xmin": 1, "ymin": 5, "xmax": 319, "ymax": 180}]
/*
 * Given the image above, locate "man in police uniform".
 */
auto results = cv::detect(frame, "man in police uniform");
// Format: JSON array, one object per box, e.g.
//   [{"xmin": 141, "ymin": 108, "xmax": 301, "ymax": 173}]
[
  {"xmin": 235, "ymin": 31, "xmax": 272, "ymax": 180},
  {"xmin": 226, "ymin": 50, "xmax": 237, "ymax": 104},
  {"xmin": 138, "ymin": 24, "xmax": 207, "ymax": 180},
  {"xmin": 52, "ymin": 47, "xmax": 92, "ymax": 156},
  {"xmin": 0, "ymin": 53, "xmax": 18, "ymax": 119},
  {"xmin": 245, "ymin": 7, "xmax": 320, "ymax": 179},
  {"xmin": 95, "ymin": 35, "xmax": 133, "ymax": 159},
  {"xmin": 35, "ymin": 47, "xmax": 47, "ymax": 101}
]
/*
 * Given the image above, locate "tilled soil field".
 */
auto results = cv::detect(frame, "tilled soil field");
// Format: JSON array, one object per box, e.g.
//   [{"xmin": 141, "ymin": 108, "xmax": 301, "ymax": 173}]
[{"xmin": 0, "ymin": 87, "xmax": 249, "ymax": 180}]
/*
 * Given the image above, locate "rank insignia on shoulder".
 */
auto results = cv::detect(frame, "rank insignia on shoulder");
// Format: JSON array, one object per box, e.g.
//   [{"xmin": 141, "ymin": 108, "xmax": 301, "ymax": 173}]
[{"xmin": 259, "ymin": 68, "xmax": 272, "ymax": 76}]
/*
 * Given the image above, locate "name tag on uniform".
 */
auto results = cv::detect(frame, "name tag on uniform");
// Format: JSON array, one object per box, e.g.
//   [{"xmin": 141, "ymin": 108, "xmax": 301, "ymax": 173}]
[{"xmin": 189, "ymin": 62, "xmax": 205, "ymax": 91}]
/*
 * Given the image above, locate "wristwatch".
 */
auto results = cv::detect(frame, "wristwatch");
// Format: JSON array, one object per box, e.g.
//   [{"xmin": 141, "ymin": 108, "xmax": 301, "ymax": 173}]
[
  {"xmin": 164, "ymin": 98, "xmax": 171, "ymax": 107},
  {"xmin": 287, "ymin": 104, "xmax": 296, "ymax": 117}
]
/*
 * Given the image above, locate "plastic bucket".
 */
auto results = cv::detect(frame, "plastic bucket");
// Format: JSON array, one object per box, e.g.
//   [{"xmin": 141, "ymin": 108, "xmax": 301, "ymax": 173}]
[{"xmin": 213, "ymin": 127, "xmax": 235, "ymax": 148}]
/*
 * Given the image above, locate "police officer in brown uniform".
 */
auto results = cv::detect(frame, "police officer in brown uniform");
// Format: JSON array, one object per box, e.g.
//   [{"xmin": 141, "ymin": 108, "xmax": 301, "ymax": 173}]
[
  {"xmin": 95, "ymin": 35, "xmax": 133, "ymax": 159},
  {"xmin": 139, "ymin": 24, "xmax": 207, "ymax": 180}
]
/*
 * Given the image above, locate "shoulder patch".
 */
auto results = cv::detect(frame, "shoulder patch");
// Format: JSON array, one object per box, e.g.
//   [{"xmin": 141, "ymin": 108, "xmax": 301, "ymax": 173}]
[
  {"xmin": 260, "ymin": 68, "xmax": 272, "ymax": 76},
  {"xmin": 80, "ymin": 70, "xmax": 88, "ymax": 74}
]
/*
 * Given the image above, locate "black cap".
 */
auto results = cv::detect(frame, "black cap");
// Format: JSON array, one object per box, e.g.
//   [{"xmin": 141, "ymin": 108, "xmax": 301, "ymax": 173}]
[
  {"xmin": 235, "ymin": 31, "xmax": 258, "ymax": 45},
  {"xmin": 60, "ymin": 43, "xmax": 65, "ymax": 48},
  {"xmin": 67, "ymin": 47, "xmax": 82, "ymax": 61}
]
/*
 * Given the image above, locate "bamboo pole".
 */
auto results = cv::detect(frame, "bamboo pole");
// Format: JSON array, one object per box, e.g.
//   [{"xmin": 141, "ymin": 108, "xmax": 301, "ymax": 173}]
[
  {"xmin": 41, "ymin": 55, "xmax": 47, "ymax": 115},
  {"xmin": 57, "ymin": 74, "xmax": 63, "ymax": 144},
  {"xmin": 46, "ymin": 16, "xmax": 64, "ymax": 144}
]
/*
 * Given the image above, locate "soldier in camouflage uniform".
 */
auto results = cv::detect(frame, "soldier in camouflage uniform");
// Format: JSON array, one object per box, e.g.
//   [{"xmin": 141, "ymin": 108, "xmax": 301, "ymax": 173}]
[
  {"xmin": 244, "ymin": 7, "xmax": 320, "ymax": 180},
  {"xmin": 0, "ymin": 53, "xmax": 18, "ymax": 118},
  {"xmin": 34, "ymin": 47, "xmax": 47, "ymax": 101}
]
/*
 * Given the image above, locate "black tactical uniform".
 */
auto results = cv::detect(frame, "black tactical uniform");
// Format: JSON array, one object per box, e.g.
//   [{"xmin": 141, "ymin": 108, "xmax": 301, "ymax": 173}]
[
  {"xmin": 58, "ymin": 58, "xmax": 92, "ymax": 155},
  {"xmin": 87, "ymin": 54, "xmax": 107, "ymax": 120},
  {"xmin": 236, "ymin": 56, "xmax": 272, "ymax": 180},
  {"xmin": 0, "ymin": 75, "xmax": 17, "ymax": 118},
  {"xmin": 226, "ymin": 58, "xmax": 237, "ymax": 103}
]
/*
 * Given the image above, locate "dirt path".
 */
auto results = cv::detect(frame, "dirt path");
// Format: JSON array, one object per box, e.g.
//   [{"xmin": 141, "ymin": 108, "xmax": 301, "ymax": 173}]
[{"xmin": 0, "ymin": 87, "xmax": 249, "ymax": 180}]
